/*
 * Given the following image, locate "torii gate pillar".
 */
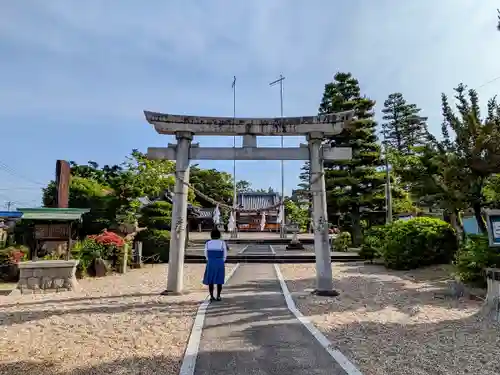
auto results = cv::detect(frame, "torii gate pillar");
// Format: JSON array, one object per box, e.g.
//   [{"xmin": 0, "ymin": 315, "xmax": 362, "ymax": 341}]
[
  {"xmin": 308, "ymin": 132, "xmax": 336, "ymax": 295},
  {"xmin": 165, "ymin": 132, "xmax": 192, "ymax": 295}
]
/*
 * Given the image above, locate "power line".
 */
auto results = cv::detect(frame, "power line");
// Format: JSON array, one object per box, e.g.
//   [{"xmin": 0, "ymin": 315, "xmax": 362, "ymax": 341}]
[
  {"xmin": 477, "ymin": 75, "xmax": 500, "ymax": 90},
  {"xmin": 0, "ymin": 187, "xmax": 42, "ymax": 191},
  {"xmin": 0, "ymin": 161, "xmax": 46, "ymax": 186}
]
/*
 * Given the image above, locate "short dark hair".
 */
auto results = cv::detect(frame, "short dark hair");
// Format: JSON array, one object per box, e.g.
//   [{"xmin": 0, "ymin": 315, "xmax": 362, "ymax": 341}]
[{"xmin": 210, "ymin": 228, "xmax": 221, "ymax": 239}]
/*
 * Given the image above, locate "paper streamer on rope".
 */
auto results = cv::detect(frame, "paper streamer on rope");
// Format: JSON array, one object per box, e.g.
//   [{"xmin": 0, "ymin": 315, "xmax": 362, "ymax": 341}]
[
  {"xmin": 276, "ymin": 206, "xmax": 284, "ymax": 224},
  {"xmin": 213, "ymin": 205, "xmax": 221, "ymax": 225},
  {"xmin": 228, "ymin": 211, "xmax": 236, "ymax": 232},
  {"xmin": 259, "ymin": 211, "xmax": 266, "ymax": 232}
]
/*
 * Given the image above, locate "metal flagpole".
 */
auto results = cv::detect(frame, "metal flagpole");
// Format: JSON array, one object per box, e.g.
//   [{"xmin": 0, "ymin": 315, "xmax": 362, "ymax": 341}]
[
  {"xmin": 231, "ymin": 76, "xmax": 238, "ymax": 238},
  {"xmin": 270, "ymin": 74, "xmax": 286, "ymax": 239}
]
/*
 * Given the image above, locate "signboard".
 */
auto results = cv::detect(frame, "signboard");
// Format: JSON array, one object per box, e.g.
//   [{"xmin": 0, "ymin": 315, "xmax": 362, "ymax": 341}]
[
  {"xmin": 484, "ymin": 210, "xmax": 500, "ymax": 247},
  {"xmin": 34, "ymin": 223, "xmax": 70, "ymax": 240}
]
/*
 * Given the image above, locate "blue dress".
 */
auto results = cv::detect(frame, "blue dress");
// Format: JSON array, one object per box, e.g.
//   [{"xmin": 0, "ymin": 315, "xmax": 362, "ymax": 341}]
[{"xmin": 202, "ymin": 239, "xmax": 227, "ymax": 285}]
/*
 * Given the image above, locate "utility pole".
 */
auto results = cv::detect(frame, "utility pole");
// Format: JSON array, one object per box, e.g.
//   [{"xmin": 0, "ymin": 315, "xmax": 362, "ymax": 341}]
[{"xmin": 269, "ymin": 74, "xmax": 286, "ymax": 238}]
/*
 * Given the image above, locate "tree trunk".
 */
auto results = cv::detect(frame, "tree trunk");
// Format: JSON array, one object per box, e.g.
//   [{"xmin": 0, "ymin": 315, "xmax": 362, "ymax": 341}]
[
  {"xmin": 449, "ymin": 210, "xmax": 464, "ymax": 243},
  {"xmin": 473, "ymin": 202, "xmax": 487, "ymax": 234},
  {"xmin": 351, "ymin": 210, "xmax": 363, "ymax": 246}
]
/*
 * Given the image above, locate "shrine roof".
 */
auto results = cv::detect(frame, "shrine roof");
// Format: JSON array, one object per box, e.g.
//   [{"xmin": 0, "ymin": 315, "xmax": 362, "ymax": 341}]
[
  {"xmin": 17, "ymin": 208, "xmax": 91, "ymax": 221},
  {"xmin": 237, "ymin": 192, "xmax": 280, "ymax": 211},
  {"xmin": 198, "ymin": 207, "xmax": 214, "ymax": 218},
  {"xmin": 0, "ymin": 211, "xmax": 23, "ymax": 219}
]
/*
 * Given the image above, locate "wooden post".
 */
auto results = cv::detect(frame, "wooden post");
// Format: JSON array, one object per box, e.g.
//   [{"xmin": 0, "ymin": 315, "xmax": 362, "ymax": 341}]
[
  {"xmin": 67, "ymin": 222, "xmax": 72, "ymax": 261},
  {"xmin": 121, "ymin": 243, "xmax": 128, "ymax": 274},
  {"xmin": 136, "ymin": 241, "xmax": 143, "ymax": 267}
]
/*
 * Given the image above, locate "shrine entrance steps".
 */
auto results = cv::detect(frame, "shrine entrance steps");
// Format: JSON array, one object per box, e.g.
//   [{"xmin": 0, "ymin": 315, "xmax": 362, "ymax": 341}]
[{"xmin": 184, "ymin": 243, "xmax": 361, "ymax": 264}]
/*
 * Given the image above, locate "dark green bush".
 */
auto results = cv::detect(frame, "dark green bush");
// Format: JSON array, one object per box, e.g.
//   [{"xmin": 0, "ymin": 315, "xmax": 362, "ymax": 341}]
[
  {"xmin": 360, "ymin": 226, "xmax": 386, "ymax": 261},
  {"xmin": 378, "ymin": 217, "xmax": 458, "ymax": 270},
  {"xmin": 135, "ymin": 229, "xmax": 171, "ymax": 262},
  {"xmin": 144, "ymin": 216, "xmax": 172, "ymax": 230},
  {"xmin": 454, "ymin": 234, "xmax": 500, "ymax": 288},
  {"xmin": 138, "ymin": 201, "xmax": 173, "ymax": 227},
  {"xmin": 332, "ymin": 232, "xmax": 351, "ymax": 252},
  {"xmin": 71, "ymin": 238, "xmax": 107, "ymax": 277},
  {"xmin": 0, "ymin": 246, "xmax": 29, "ymax": 282}
]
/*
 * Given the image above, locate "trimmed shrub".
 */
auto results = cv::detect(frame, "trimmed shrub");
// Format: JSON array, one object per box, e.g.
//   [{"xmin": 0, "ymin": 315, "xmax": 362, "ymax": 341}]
[
  {"xmin": 145, "ymin": 216, "xmax": 172, "ymax": 230},
  {"xmin": 360, "ymin": 226, "xmax": 386, "ymax": 261},
  {"xmin": 71, "ymin": 238, "xmax": 107, "ymax": 277},
  {"xmin": 454, "ymin": 234, "xmax": 500, "ymax": 288},
  {"xmin": 135, "ymin": 229, "xmax": 171, "ymax": 262},
  {"xmin": 378, "ymin": 217, "xmax": 458, "ymax": 270},
  {"xmin": 138, "ymin": 201, "xmax": 173, "ymax": 229},
  {"xmin": 332, "ymin": 232, "xmax": 351, "ymax": 252}
]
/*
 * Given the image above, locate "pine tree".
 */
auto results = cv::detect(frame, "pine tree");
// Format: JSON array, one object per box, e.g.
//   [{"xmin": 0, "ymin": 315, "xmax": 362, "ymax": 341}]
[
  {"xmin": 297, "ymin": 162, "xmax": 310, "ymax": 198},
  {"xmin": 381, "ymin": 92, "xmax": 428, "ymax": 154},
  {"xmin": 319, "ymin": 72, "xmax": 385, "ymax": 245},
  {"xmin": 297, "ymin": 162, "xmax": 312, "ymax": 230}
]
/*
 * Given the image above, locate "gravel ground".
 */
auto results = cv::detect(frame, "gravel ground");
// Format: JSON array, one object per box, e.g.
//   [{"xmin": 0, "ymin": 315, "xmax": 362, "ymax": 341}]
[
  {"xmin": 0, "ymin": 264, "xmax": 231, "ymax": 375},
  {"xmin": 279, "ymin": 262, "xmax": 500, "ymax": 375}
]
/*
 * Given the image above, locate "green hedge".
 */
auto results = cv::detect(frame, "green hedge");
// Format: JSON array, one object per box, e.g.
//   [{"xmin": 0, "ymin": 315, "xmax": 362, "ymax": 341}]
[
  {"xmin": 361, "ymin": 217, "xmax": 458, "ymax": 270},
  {"xmin": 135, "ymin": 229, "xmax": 171, "ymax": 262},
  {"xmin": 332, "ymin": 232, "xmax": 351, "ymax": 252},
  {"xmin": 359, "ymin": 226, "xmax": 386, "ymax": 261},
  {"xmin": 454, "ymin": 234, "xmax": 500, "ymax": 287}
]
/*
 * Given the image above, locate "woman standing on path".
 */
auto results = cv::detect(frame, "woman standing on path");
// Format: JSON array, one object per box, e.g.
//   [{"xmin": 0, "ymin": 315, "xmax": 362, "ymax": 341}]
[{"xmin": 203, "ymin": 228, "xmax": 228, "ymax": 301}]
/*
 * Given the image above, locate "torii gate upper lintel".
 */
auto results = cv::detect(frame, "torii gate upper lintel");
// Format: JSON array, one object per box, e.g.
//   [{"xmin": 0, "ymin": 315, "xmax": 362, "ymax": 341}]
[{"xmin": 144, "ymin": 110, "xmax": 354, "ymax": 296}]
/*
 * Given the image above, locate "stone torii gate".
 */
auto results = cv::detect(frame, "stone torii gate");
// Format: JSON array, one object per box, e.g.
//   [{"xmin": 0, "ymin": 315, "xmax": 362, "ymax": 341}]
[{"xmin": 144, "ymin": 110, "xmax": 353, "ymax": 296}]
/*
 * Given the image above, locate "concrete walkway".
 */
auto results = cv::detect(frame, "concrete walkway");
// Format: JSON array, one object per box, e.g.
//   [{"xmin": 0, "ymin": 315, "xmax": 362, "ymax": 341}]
[{"xmin": 193, "ymin": 263, "xmax": 349, "ymax": 374}]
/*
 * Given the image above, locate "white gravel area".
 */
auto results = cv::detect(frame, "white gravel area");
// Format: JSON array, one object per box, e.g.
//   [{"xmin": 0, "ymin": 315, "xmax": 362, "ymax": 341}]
[
  {"xmin": 0, "ymin": 264, "xmax": 233, "ymax": 375},
  {"xmin": 279, "ymin": 262, "xmax": 500, "ymax": 375}
]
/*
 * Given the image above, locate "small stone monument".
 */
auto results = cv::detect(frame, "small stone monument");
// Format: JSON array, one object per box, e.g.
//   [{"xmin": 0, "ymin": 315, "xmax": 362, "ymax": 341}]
[
  {"xmin": 485, "ymin": 268, "xmax": 500, "ymax": 321},
  {"xmin": 481, "ymin": 210, "xmax": 500, "ymax": 321},
  {"xmin": 286, "ymin": 231, "xmax": 304, "ymax": 250}
]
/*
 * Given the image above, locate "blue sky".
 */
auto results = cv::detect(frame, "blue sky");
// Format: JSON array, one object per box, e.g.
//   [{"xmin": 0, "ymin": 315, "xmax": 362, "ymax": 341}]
[{"xmin": 0, "ymin": 1, "xmax": 499, "ymax": 209}]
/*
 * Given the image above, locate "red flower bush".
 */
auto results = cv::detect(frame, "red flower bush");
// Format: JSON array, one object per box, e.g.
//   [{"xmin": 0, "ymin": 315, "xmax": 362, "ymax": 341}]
[
  {"xmin": 8, "ymin": 249, "xmax": 25, "ymax": 264},
  {"xmin": 88, "ymin": 230, "xmax": 125, "ymax": 247}
]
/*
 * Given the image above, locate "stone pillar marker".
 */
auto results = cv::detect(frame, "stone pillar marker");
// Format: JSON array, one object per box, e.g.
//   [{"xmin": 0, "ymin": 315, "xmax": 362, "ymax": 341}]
[
  {"xmin": 308, "ymin": 132, "xmax": 337, "ymax": 296},
  {"xmin": 165, "ymin": 131, "xmax": 193, "ymax": 295},
  {"xmin": 485, "ymin": 268, "xmax": 500, "ymax": 321}
]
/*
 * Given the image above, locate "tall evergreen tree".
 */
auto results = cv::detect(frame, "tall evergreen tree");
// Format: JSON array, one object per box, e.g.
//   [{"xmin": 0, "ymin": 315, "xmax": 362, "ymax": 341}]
[
  {"xmin": 319, "ymin": 72, "xmax": 385, "ymax": 245},
  {"xmin": 296, "ymin": 162, "xmax": 310, "ymax": 198},
  {"xmin": 381, "ymin": 92, "xmax": 428, "ymax": 154},
  {"xmin": 297, "ymin": 162, "xmax": 312, "ymax": 230}
]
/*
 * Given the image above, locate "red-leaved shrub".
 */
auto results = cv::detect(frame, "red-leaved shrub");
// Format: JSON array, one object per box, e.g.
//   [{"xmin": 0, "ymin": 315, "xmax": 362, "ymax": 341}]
[{"xmin": 88, "ymin": 230, "xmax": 125, "ymax": 247}]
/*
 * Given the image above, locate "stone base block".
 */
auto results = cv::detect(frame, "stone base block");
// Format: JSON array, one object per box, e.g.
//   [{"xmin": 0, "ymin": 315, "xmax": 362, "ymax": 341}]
[
  {"xmin": 286, "ymin": 241, "xmax": 305, "ymax": 250},
  {"xmin": 484, "ymin": 268, "xmax": 500, "ymax": 321},
  {"xmin": 11, "ymin": 260, "xmax": 79, "ymax": 295}
]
